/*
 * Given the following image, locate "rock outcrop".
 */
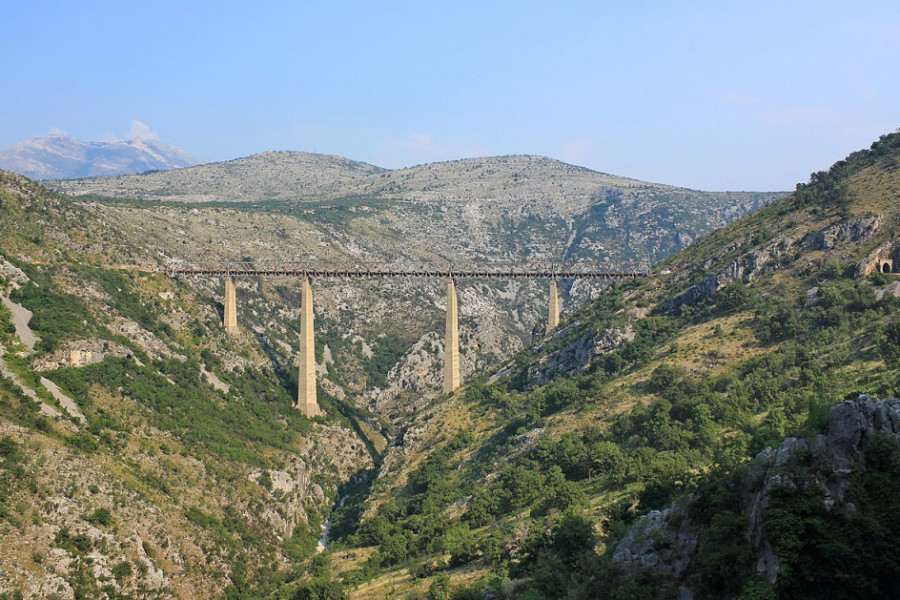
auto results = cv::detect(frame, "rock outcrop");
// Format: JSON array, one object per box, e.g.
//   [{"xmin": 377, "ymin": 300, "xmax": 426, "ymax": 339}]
[
  {"xmin": 814, "ymin": 215, "xmax": 883, "ymax": 251},
  {"xmin": 611, "ymin": 395, "xmax": 900, "ymax": 594},
  {"xmin": 524, "ymin": 324, "xmax": 634, "ymax": 389},
  {"xmin": 612, "ymin": 502, "xmax": 698, "ymax": 578},
  {"xmin": 668, "ymin": 215, "xmax": 887, "ymax": 311}
]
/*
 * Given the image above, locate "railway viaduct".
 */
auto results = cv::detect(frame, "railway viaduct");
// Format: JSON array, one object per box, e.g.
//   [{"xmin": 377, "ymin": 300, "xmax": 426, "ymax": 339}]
[{"xmin": 170, "ymin": 265, "xmax": 645, "ymax": 417}]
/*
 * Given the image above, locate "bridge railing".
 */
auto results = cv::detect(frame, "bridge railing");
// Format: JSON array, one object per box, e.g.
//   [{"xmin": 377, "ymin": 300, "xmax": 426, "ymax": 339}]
[{"xmin": 165, "ymin": 261, "xmax": 649, "ymax": 280}]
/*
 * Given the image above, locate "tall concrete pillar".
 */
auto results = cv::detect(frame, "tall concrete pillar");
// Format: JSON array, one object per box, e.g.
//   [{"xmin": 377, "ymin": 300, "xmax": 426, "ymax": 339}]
[
  {"xmin": 296, "ymin": 277, "xmax": 322, "ymax": 417},
  {"xmin": 546, "ymin": 279, "xmax": 560, "ymax": 334},
  {"xmin": 444, "ymin": 279, "xmax": 461, "ymax": 394},
  {"xmin": 224, "ymin": 277, "xmax": 238, "ymax": 334}
]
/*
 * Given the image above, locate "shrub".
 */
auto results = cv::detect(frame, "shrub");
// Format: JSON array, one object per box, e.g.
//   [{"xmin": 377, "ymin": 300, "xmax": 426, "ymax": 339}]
[{"xmin": 84, "ymin": 507, "xmax": 113, "ymax": 527}]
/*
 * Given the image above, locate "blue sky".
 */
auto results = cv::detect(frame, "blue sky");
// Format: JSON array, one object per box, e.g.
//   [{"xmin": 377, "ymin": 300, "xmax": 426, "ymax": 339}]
[{"xmin": 3, "ymin": 0, "xmax": 898, "ymax": 190}]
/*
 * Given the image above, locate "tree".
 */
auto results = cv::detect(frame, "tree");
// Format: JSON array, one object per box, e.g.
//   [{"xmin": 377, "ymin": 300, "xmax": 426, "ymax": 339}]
[{"xmin": 428, "ymin": 573, "xmax": 451, "ymax": 600}]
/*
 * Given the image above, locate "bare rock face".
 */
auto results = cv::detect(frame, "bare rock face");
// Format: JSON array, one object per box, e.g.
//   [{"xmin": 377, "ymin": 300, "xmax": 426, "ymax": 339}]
[
  {"xmin": 31, "ymin": 339, "xmax": 135, "ymax": 371},
  {"xmin": 307, "ymin": 423, "xmax": 375, "ymax": 481},
  {"xmin": 249, "ymin": 424, "xmax": 374, "ymax": 541},
  {"xmin": 524, "ymin": 324, "xmax": 634, "ymax": 389},
  {"xmin": 815, "ymin": 215, "xmax": 883, "ymax": 251},
  {"xmin": 611, "ymin": 503, "xmax": 698, "ymax": 577},
  {"xmin": 611, "ymin": 395, "xmax": 900, "ymax": 593},
  {"xmin": 0, "ymin": 257, "xmax": 30, "ymax": 287},
  {"xmin": 668, "ymin": 233, "xmax": 801, "ymax": 311},
  {"xmin": 875, "ymin": 280, "xmax": 900, "ymax": 300},
  {"xmin": 668, "ymin": 215, "xmax": 887, "ymax": 312},
  {"xmin": 250, "ymin": 461, "xmax": 317, "ymax": 540}
]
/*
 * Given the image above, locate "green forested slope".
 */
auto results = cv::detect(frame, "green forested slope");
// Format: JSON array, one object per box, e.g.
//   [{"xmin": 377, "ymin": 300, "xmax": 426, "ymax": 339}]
[{"xmin": 323, "ymin": 131, "xmax": 900, "ymax": 599}]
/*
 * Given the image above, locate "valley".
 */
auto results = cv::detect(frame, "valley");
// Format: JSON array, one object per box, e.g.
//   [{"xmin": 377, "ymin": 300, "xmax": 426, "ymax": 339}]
[{"xmin": 3, "ymin": 130, "xmax": 900, "ymax": 598}]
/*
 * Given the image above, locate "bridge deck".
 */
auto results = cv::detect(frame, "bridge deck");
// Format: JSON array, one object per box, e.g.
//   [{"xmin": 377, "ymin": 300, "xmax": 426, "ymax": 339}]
[{"xmin": 167, "ymin": 267, "xmax": 646, "ymax": 280}]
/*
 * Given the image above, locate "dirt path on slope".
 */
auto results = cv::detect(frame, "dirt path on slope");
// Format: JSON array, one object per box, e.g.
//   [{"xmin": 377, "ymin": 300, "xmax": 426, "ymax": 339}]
[{"xmin": 2, "ymin": 296, "xmax": 40, "ymax": 350}]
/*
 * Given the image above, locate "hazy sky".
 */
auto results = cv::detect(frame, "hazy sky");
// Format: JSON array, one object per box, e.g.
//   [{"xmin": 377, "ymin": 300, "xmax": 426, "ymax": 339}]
[{"xmin": 3, "ymin": 0, "xmax": 898, "ymax": 190}]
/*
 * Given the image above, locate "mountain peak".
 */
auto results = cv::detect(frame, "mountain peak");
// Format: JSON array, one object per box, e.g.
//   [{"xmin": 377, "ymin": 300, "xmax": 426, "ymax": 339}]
[{"xmin": 0, "ymin": 132, "xmax": 202, "ymax": 180}]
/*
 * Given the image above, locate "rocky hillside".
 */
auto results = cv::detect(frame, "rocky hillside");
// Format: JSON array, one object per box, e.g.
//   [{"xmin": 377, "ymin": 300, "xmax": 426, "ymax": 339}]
[
  {"xmin": 50, "ymin": 153, "xmax": 777, "ymax": 266},
  {"xmin": 0, "ymin": 133, "xmax": 201, "ymax": 180},
  {"xmin": 314, "ymin": 130, "xmax": 900, "ymax": 599},
  {"xmin": 51, "ymin": 154, "xmax": 773, "ymax": 248},
  {"xmin": 0, "ymin": 171, "xmax": 372, "ymax": 598}
]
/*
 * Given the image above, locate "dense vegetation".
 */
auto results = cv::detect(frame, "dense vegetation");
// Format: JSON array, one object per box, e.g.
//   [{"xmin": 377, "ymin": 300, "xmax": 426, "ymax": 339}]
[
  {"xmin": 49, "ymin": 356, "xmax": 311, "ymax": 464},
  {"xmin": 321, "ymin": 264, "xmax": 900, "ymax": 598}
]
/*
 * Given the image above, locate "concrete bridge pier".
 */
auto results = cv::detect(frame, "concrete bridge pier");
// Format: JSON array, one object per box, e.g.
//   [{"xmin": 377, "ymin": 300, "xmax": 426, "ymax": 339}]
[
  {"xmin": 444, "ymin": 279, "xmax": 461, "ymax": 394},
  {"xmin": 224, "ymin": 277, "xmax": 238, "ymax": 334},
  {"xmin": 297, "ymin": 277, "xmax": 323, "ymax": 417},
  {"xmin": 546, "ymin": 279, "xmax": 560, "ymax": 333}
]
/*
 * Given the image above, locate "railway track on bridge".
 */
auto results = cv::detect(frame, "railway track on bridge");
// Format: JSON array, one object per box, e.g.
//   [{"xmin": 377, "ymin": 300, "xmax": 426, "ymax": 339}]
[{"xmin": 166, "ymin": 266, "xmax": 647, "ymax": 280}]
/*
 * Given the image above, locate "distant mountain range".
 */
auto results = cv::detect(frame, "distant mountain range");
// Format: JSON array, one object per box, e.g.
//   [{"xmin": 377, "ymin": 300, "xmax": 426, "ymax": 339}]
[
  {"xmin": 49, "ymin": 151, "xmax": 782, "ymax": 269},
  {"xmin": 0, "ymin": 132, "xmax": 202, "ymax": 180}
]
